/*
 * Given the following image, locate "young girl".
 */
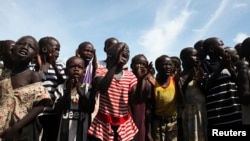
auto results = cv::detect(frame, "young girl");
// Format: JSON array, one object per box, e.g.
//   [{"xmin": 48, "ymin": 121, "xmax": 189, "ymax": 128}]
[
  {"xmin": 130, "ymin": 54, "xmax": 154, "ymax": 141},
  {"xmin": 152, "ymin": 55, "xmax": 184, "ymax": 141},
  {"xmin": 88, "ymin": 42, "xmax": 138, "ymax": 141},
  {"xmin": 53, "ymin": 56, "xmax": 90, "ymax": 141},
  {"xmin": 0, "ymin": 35, "xmax": 51, "ymax": 141},
  {"xmin": 179, "ymin": 47, "xmax": 207, "ymax": 141}
]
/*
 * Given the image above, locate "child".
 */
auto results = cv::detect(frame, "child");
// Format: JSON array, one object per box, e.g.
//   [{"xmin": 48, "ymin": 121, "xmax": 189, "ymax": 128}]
[
  {"xmin": 0, "ymin": 35, "xmax": 51, "ymax": 141},
  {"xmin": 0, "ymin": 40, "xmax": 15, "ymax": 79},
  {"xmin": 88, "ymin": 42, "xmax": 138, "ymax": 141},
  {"xmin": 179, "ymin": 47, "xmax": 208, "ymax": 141},
  {"xmin": 97, "ymin": 37, "xmax": 128, "ymax": 70},
  {"xmin": 76, "ymin": 41, "xmax": 97, "ymax": 122},
  {"xmin": 37, "ymin": 36, "xmax": 66, "ymax": 141},
  {"xmin": 98, "ymin": 37, "xmax": 119, "ymax": 69},
  {"xmin": 236, "ymin": 37, "xmax": 250, "ymax": 125},
  {"xmin": 53, "ymin": 56, "xmax": 90, "ymax": 141},
  {"xmin": 151, "ymin": 55, "xmax": 184, "ymax": 141},
  {"xmin": 130, "ymin": 54, "xmax": 154, "ymax": 141},
  {"xmin": 203, "ymin": 37, "xmax": 242, "ymax": 125}
]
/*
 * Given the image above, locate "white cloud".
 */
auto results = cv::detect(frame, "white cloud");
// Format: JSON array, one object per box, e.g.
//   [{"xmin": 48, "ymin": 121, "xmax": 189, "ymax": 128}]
[
  {"xmin": 233, "ymin": 3, "xmax": 247, "ymax": 9},
  {"xmin": 194, "ymin": 0, "xmax": 228, "ymax": 37},
  {"xmin": 138, "ymin": 0, "xmax": 191, "ymax": 62},
  {"xmin": 233, "ymin": 33, "xmax": 248, "ymax": 43}
]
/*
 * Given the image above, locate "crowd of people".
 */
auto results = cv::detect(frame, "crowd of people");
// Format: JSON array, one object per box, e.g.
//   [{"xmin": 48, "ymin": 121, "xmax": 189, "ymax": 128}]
[{"xmin": 0, "ymin": 35, "xmax": 249, "ymax": 141}]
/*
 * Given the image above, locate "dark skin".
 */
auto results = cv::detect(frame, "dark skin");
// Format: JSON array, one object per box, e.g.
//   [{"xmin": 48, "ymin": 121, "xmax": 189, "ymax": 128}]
[
  {"xmin": 180, "ymin": 47, "xmax": 204, "ymax": 94},
  {"xmin": 155, "ymin": 56, "xmax": 174, "ymax": 86},
  {"xmin": 204, "ymin": 38, "xmax": 237, "ymax": 91},
  {"xmin": 77, "ymin": 42, "xmax": 97, "ymax": 79},
  {"xmin": 236, "ymin": 38, "xmax": 250, "ymax": 105},
  {"xmin": 0, "ymin": 40, "xmax": 15, "ymax": 70},
  {"xmin": 130, "ymin": 54, "xmax": 154, "ymax": 141},
  {"xmin": 39, "ymin": 38, "xmax": 64, "ymax": 84},
  {"xmin": 0, "ymin": 36, "xmax": 48, "ymax": 140},
  {"xmin": 104, "ymin": 37, "xmax": 119, "ymax": 53},
  {"xmin": 96, "ymin": 42, "xmax": 130, "ymax": 94},
  {"xmin": 91, "ymin": 42, "xmax": 146, "ymax": 140},
  {"xmin": 53, "ymin": 56, "xmax": 89, "ymax": 113}
]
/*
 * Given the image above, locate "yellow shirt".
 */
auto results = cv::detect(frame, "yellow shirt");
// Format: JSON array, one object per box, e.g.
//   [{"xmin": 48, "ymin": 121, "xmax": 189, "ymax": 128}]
[{"xmin": 154, "ymin": 76, "xmax": 177, "ymax": 116}]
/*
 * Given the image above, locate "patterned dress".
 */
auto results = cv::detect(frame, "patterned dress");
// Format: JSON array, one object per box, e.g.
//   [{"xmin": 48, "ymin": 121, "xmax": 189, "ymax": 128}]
[
  {"xmin": 0, "ymin": 78, "xmax": 51, "ymax": 140},
  {"xmin": 88, "ymin": 68, "xmax": 138, "ymax": 141}
]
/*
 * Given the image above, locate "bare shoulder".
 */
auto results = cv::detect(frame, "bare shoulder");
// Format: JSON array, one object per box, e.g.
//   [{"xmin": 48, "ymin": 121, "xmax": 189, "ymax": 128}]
[{"xmin": 29, "ymin": 70, "xmax": 42, "ymax": 82}]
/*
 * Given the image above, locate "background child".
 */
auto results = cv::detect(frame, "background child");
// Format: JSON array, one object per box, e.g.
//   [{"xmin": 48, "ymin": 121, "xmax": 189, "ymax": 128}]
[
  {"xmin": 37, "ymin": 36, "xmax": 66, "ymax": 141},
  {"xmin": 130, "ymin": 54, "xmax": 154, "ymax": 141},
  {"xmin": 179, "ymin": 47, "xmax": 208, "ymax": 141},
  {"xmin": 0, "ymin": 40, "xmax": 15, "ymax": 79},
  {"xmin": 203, "ymin": 37, "xmax": 242, "ymax": 125},
  {"xmin": 237, "ymin": 37, "xmax": 250, "ymax": 125}
]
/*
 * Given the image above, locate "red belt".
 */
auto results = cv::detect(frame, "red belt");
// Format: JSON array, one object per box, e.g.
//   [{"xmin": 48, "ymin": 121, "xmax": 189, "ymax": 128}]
[{"xmin": 96, "ymin": 112, "xmax": 130, "ymax": 125}]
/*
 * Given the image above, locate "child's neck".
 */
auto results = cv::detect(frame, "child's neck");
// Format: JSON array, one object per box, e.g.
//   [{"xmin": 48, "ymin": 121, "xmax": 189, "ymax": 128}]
[{"xmin": 11, "ymin": 65, "xmax": 30, "ymax": 76}]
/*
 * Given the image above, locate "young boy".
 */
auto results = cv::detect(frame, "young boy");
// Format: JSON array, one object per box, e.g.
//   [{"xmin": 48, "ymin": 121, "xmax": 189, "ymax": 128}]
[
  {"xmin": 37, "ymin": 36, "xmax": 66, "ymax": 141},
  {"xmin": 53, "ymin": 56, "xmax": 90, "ymax": 141},
  {"xmin": 203, "ymin": 37, "xmax": 242, "ymax": 125},
  {"xmin": 0, "ymin": 35, "xmax": 51, "ymax": 141}
]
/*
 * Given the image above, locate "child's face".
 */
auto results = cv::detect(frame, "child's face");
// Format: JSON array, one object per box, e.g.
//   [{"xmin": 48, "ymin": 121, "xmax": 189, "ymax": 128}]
[
  {"xmin": 47, "ymin": 39, "xmax": 60, "ymax": 60},
  {"xmin": 107, "ymin": 43, "xmax": 130, "ymax": 68},
  {"xmin": 132, "ymin": 56, "xmax": 148, "ymax": 77},
  {"xmin": 78, "ymin": 44, "xmax": 94, "ymax": 62},
  {"xmin": 66, "ymin": 57, "xmax": 85, "ymax": 81},
  {"xmin": 188, "ymin": 49, "xmax": 199, "ymax": 67},
  {"xmin": 213, "ymin": 38, "xmax": 225, "ymax": 57},
  {"xmin": 157, "ymin": 57, "xmax": 174, "ymax": 77},
  {"xmin": 13, "ymin": 37, "xmax": 38, "ymax": 62}
]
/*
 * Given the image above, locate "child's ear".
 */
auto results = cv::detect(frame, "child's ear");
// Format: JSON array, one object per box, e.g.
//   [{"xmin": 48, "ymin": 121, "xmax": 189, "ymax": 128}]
[
  {"xmin": 42, "ymin": 47, "xmax": 47, "ymax": 53},
  {"xmin": 75, "ymin": 49, "xmax": 80, "ymax": 57}
]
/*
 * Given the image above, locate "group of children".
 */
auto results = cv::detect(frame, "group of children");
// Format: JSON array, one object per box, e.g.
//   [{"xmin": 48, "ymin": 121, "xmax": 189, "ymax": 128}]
[{"xmin": 0, "ymin": 35, "xmax": 249, "ymax": 141}]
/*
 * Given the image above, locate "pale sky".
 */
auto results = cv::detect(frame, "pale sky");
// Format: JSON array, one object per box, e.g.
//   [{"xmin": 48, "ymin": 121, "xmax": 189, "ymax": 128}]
[{"xmin": 1, "ymin": 0, "xmax": 250, "ymax": 67}]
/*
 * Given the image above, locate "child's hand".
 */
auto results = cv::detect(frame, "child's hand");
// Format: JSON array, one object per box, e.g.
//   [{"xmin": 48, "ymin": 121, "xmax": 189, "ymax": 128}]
[
  {"xmin": 75, "ymin": 79, "xmax": 85, "ymax": 97},
  {"xmin": 0, "ymin": 125, "xmax": 20, "ymax": 141},
  {"xmin": 221, "ymin": 51, "xmax": 232, "ymax": 69},
  {"xmin": 65, "ymin": 79, "xmax": 75, "ymax": 94},
  {"xmin": 116, "ymin": 43, "xmax": 129, "ymax": 66},
  {"xmin": 193, "ymin": 66, "xmax": 204, "ymax": 82}
]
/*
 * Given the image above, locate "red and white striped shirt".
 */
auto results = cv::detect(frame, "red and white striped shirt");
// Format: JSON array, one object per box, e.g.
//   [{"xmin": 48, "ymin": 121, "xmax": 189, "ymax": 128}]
[{"xmin": 88, "ymin": 68, "xmax": 138, "ymax": 141}]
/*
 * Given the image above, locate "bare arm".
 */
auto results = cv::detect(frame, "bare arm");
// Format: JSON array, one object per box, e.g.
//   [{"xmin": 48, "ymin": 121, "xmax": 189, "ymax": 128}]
[
  {"xmin": 0, "ymin": 105, "xmax": 44, "ymax": 140},
  {"xmin": 237, "ymin": 61, "xmax": 250, "ymax": 105}
]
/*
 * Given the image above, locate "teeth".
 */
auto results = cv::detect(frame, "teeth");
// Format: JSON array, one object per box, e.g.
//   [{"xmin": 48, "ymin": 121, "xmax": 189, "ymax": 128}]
[{"xmin": 20, "ymin": 51, "xmax": 27, "ymax": 55}]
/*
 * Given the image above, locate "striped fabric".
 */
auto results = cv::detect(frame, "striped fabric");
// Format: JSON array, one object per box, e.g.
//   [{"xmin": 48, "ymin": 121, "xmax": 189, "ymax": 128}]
[
  {"xmin": 88, "ymin": 68, "xmax": 138, "ymax": 141},
  {"xmin": 206, "ymin": 69, "xmax": 242, "ymax": 125},
  {"xmin": 39, "ymin": 62, "xmax": 67, "ymax": 115},
  {"xmin": 54, "ymin": 84, "xmax": 89, "ymax": 141}
]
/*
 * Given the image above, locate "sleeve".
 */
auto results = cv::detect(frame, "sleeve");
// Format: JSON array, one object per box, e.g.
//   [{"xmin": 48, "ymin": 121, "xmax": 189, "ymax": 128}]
[
  {"xmin": 95, "ymin": 67, "xmax": 107, "ymax": 77},
  {"xmin": 33, "ymin": 82, "xmax": 52, "ymax": 107}
]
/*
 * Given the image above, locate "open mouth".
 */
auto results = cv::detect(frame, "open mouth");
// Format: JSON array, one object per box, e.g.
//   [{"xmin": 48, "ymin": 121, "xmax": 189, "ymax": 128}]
[{"xmin": 19, "ymin": 49, "xmax": 28, "ymax": 56}]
